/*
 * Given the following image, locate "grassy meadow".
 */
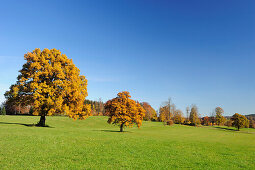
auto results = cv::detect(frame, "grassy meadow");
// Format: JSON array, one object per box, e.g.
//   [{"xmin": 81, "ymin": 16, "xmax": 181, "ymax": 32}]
[{"xmin": 0, "ymin": 115, "xmax": 254, "ymax": 169}]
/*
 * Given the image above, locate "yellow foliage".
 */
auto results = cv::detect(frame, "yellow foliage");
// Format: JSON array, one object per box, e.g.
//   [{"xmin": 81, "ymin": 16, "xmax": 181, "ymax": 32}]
[
  {"xmin": 159, "ymin": 106, "xmax": 171, "ymax": 122},
  {"xmin": 173, "ymin": 110, "xmax": 185, "ymax": 124},
  {"xmin": 105, "ymin": 91, "xmax": 145, "ymax": 131},
  {"xmin": 5, "ymin": 48, "xmax": 90, "ymax": 120}
]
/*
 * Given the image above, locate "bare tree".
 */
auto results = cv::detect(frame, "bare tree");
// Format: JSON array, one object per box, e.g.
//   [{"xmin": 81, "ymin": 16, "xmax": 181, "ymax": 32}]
[
  {"xmin": 167, "ymin": 98, "xmax": 171, "ymax": 121},
  {"xmin": 186, "ymin": 106, "xmax": 190, "ymax": 120},
  {"xmin": 159, "ymin": 97, "xmax": 176, "ymax": 122},
  {"xmin": 210, "ymin": 110, "xmax": 216, "ymax": 126}
]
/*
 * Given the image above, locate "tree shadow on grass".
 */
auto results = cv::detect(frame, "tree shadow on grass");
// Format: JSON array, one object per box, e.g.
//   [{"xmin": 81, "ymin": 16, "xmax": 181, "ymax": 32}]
[
  {"xmin": 0, "ymin": 122, "xmax": 54, "ymax": 128},
  {"xmin": 213, "ymin": 126, "xmax": 238, "ymax": 131},
  {"xmin": 211, "ymin": 126, "xmax": 255, "ymax": 134},
  {"xmin": 93, "ymin": 130, "xmax": 133, "ymax": 133}
]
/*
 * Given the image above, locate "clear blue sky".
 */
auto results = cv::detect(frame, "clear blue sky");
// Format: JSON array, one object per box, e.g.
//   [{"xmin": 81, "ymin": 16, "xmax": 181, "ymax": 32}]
[{"xmin": 0, "ymin": 0, "xmax": 254, "ymax": 116}]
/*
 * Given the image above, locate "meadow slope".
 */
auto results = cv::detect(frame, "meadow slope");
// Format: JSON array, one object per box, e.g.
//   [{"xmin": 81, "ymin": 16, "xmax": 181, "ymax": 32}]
[{"xmin": 0, "ymin": 116, "xmax": 254, "ymax": 169}]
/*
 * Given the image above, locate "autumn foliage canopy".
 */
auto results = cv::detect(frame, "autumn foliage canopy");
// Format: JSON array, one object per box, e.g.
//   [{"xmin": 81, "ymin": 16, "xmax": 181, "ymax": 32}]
[
  {"xmin": 105, "ymin": 91, "xmax": 145, "ymax": 132},
  {"xmin": 231, "ymin": 113, "xmax": 249, "ymax": 130},
  {"xmin": 215, "ymin": 107, "xmax": 225, "ymax": 126},
  {"xmin": 5, "ymin": 48, "xmax": 91, "ymax": 126}
]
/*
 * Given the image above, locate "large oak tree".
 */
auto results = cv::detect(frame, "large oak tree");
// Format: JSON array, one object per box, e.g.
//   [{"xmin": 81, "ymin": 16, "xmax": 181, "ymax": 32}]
[{"xmin": 5, "ymin": 48, "xmax": 91, "ymax": 126}]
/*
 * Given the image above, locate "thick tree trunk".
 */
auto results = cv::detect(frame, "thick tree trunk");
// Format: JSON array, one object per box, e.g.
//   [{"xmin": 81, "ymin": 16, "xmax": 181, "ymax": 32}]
[
  {"xmin": 37, "ymin": 115, "xmax": 46, "ymax": 127},
  {"xmin": 120, "ymin": 123, "xmax": 124, "ymax": 132}
]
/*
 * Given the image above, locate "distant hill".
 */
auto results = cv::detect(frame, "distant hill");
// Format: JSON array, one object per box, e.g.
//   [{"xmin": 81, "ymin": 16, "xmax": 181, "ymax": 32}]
[
  {"xmin": 223, "ymin": 114, "xmax": 255, "ymax": 120},
  {"xmin": 246, "ymin": 114, "xmax": 255, "ymax": 120},
  {"xmin": 246, "ymin": 114, "xmax": 255, "ymax": 117}
]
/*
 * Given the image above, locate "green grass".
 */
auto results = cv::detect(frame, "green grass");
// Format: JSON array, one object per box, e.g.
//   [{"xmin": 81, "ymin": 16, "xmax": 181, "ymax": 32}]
[{"xmin": 0, "ymin": 116, "xmax": 254, "ymax": 169}]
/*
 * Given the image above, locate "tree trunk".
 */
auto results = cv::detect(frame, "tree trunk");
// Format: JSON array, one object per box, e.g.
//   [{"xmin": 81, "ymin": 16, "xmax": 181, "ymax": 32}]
[
  {"xmin": 120, "ymin": 123, "xmax": 124, "ymax": 132},
  {"xmin": 238, "ymin": 126, "xmax": 240, "ymax": 131},
  {"xmin": 37, "ymin": 115, "xmax": 46, "ymax": 127}
]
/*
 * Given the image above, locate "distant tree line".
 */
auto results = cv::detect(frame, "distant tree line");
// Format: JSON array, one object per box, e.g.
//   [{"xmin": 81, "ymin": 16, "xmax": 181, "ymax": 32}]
[
  {"xmin": 2, "ymin": 95, "xmax": 254, "ymax": 131},
  {"xmin": 84, "ymin": 99, "xmax": 105, "ymax": 116},
  {"xmin": 157, "ymin": 98, "xmax": 252, "ymax": 131},
  {"xmin": 2, "ymin": 48, "xmax": 253, "ymax": 130},
  {"xmin": 2, "ymin": 100, "xmax": 32, "ymax": 115}
]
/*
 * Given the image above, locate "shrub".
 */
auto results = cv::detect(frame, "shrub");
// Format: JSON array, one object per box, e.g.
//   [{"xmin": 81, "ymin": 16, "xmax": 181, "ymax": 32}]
[{"xmin": 0, "ymin": 106, "xmax": 6, "ymax": 115}]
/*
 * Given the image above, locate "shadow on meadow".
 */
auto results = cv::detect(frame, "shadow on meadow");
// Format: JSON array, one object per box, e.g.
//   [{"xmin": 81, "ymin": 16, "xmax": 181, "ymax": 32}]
[
  {"xmin": 93, "ymin": 129, "xmax": 133, "ymax": 133},
  {"xmin": 212, "ymin": 126, "xmax": 255, "ymax": 134},
  {"xmin": 213, "ymin": 126, "xmax": 238, "ymax": 131},
  {"xmin": 0, "ymin": 122, "xmax": 54, "ymax": 128}
]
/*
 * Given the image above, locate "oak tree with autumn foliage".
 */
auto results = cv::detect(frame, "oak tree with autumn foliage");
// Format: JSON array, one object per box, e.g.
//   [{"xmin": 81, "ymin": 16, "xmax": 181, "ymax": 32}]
[
  {"xmin": 5, "ymin": 48, "xmax": 91, "ymax": 126},
  {"xmin": 231, "ymin": 113, "xmax": 249, "ymax": 130},
  {"xmin": 104, "ymin": 91, "xmax": 145, "ymax": 132}
]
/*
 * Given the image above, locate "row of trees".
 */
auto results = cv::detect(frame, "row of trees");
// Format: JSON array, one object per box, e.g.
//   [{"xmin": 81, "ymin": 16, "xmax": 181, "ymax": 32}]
[
  {"xmin": 2, "ymin": 94, "xmax": 252, "ymax": 131},
  {"xmin": 2, "ymin": 48, "xmax": 146, "ymax": 132},
  {"xmin": 158, "ymin": 99, "xmax": 200, "ymax": 126},
  {"xmin": 2, "ymin": 101, "xmax": 31, "ymax": 115},
  {"xmin": 2, "ymin": 48, "xmax": 252, "ymax": 131},
  {"xmin": 3, "ymin": 99, "xmax": 105, "ymax": 116},
  {"xmin": 84, "ymin": 99, "xmax": 105, "ymax": 116},
  {"xmin": 157, "ymin": 99, "xmax": 251, "ymax": 131},
  {"xmin": 2, "ymin": 93, "xmax": 252, "ymax": 131}
]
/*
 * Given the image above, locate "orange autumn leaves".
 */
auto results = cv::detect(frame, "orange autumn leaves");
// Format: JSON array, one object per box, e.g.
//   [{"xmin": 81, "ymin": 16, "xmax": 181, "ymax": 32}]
[
  {"xmin": 105, "ymin": 91, "xmax": 145, "ymax": 131},
  {"xmin": 5, "ymin": 48, "xmax": 91, "ymax": 120},
  {"xmin": 5, "ymin": 48, "xmax": 146, "ymax": 130}
]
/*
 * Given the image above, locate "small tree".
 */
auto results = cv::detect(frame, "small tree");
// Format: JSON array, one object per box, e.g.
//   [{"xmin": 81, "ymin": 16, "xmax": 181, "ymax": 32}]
[
  {"xmin": 0, "ymin": 106, "xmax": 6, "ymax": 115},
  {"xmin": 173, "ymin": 110, "xmax": 184, "ymax": 124},
  {"xmin": 0, "ymin": 105, "xmax": 6, "ymax": 115},
  {"xmin": 159, "ymin": 99, "xmax": 175, "ymax": 123},
  {"xmin": 231, "ymin": 113, "xmax": 249, "ymax": 130},
  {"xmin": 5, "ymin": 48, "xmax": 91, "ymax": 126},
  {"xmin": 215, "ymin": 107, "xmax": 225, "ymax": 125},
  {"xmin": 159, "ymin": 105, "xmax": 169, "ymax": 122},
  {"xmin": 105, "ymin": 91, "xmax": 145, "ymax": 132},
  {"xmin": 2, "ymin": 107, "xmax": 6, "ymax": 115},
  {"xmin": 189, "ymin": 105, "xmax": 200, "ymax": 126}
]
